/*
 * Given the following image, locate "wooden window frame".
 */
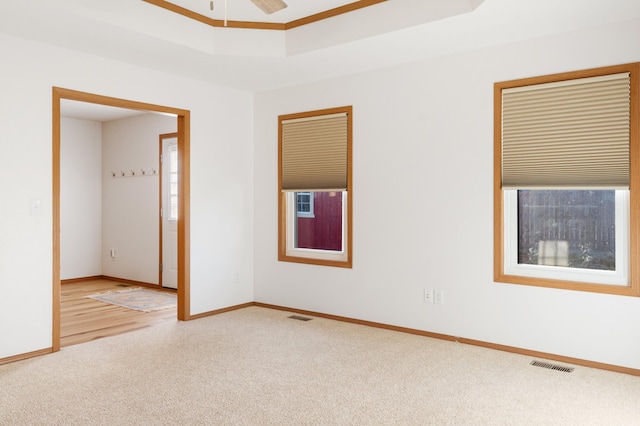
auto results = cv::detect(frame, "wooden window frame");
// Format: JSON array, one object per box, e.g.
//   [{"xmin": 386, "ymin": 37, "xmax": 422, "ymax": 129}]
[
  {"xmin": 494, "ymin": 63, "xmax": 640, "ymax": 296},
  {"xmin": 278, "ymin": 106, "xmax": 353, "ymax": 268}
]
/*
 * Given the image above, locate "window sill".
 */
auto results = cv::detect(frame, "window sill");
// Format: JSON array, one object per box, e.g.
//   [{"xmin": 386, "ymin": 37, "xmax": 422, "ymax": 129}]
[
  {"xmin": 494, "ymin": 272, "xmax": 640, "ymax": 297},
  {"xmin": 278, "ymin": 253, "xmax": 352, "ymax": 269}
]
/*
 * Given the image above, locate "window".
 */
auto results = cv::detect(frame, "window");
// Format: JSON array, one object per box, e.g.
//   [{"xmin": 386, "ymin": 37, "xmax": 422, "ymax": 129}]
[
  {"xmin": 168, "ymin": 143, "xmax": 178, "ymax": 221},
  {"xmin": 494, "ymin": 63, "xmax": 639, "ymax": 296},
  {"xmin": 517, "ymin": 191, "xmax": 616, "ymax": 271},
  {"xmin": 278, "ymin": 106, "xmax": 352, "ymax": 267},
  {"xmin": 503, "ymin": 189, "xmax": 628, "ymax": 286},
  {"xmin": 296, "ymin": 192, "xmax": 314, "ymax": 218}
]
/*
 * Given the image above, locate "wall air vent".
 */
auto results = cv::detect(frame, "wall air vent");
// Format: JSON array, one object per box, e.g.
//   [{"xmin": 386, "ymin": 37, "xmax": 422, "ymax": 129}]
[{"xmin": 530, "ymin": 360, "xmax": 574, "ymax": 373}]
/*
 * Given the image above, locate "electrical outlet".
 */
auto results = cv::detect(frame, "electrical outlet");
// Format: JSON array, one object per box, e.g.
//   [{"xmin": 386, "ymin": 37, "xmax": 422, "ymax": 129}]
[
  {"xmin": 424, "ymin": 289, "xmax": 433, "ymax": 303},
  {"xmin": 434, "ymin": 289, "xmax": 444, "ymax": 305}
]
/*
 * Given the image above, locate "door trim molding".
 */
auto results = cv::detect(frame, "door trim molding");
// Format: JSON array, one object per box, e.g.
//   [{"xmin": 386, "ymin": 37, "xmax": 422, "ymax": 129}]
[{"xmin": 52, "ymin": 87, "xmax": 192, "ymax": 352}]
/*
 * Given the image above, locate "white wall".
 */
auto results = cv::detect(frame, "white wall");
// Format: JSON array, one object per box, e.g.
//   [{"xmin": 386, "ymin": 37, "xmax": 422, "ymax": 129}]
[
  {"xmin": 0, "ymin": 33, "xmax": 254, "ymax": 359},
  {"xmin": 102, "ymin": 113, "xmax": 175, "ymax": 284},
  {"xmin": 60, "ymin": 117, "xmax": 102, "ymax": 280},
  {"xmin": 4, "ymin": 14, "xmax": 640, "ymax": 372},
  {"xmin": 253, "ymin": 18, "xmax": 640, "ymax": 370}
]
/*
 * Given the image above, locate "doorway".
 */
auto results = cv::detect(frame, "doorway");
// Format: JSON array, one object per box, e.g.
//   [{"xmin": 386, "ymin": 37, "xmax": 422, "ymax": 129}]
[{"xmin": 52, "ymin": 87, "xmax": 191, "ymax": 352}]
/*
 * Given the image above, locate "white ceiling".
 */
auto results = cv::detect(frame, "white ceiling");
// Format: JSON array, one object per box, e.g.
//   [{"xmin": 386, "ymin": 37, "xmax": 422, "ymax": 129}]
[
  {"xmin": 60, "ymin": 100, "xmax": 148, "ymax": 122},
  {"xmin": 1, "ymin": 0, "xmax": 640, "ymax": 95}
]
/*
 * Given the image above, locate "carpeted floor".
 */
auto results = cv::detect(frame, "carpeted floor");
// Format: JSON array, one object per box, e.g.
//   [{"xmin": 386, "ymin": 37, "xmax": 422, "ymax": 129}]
[{"xmin": 1, "ymin": 306, "xmax": 640, "ymax": 425}]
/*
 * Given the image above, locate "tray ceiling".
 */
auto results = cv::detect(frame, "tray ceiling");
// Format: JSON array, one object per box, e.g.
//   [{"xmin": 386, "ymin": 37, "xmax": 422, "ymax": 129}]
[
  {"xmin": 147, "ymin": 0, "xmax": 385, "ymax": 29},
  {"xmin": 1, "ymin": 0, "xmax": 640, "ymax": 92}
]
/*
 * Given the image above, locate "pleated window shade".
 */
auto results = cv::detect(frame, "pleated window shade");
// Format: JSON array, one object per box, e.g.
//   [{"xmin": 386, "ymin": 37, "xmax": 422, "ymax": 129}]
[
  {"xmin": 501, "ymin": 72, "xmax": 631, "ymax": 189},
  {"xmin": 281, "ymin": 112, "xmax": 348, "ymax": 191}
]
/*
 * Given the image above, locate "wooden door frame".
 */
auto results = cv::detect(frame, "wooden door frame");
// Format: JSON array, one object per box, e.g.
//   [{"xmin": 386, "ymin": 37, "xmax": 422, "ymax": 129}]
[{"xmin": 52, "ymin": 87, "xmax": 191, "ymax": 352}]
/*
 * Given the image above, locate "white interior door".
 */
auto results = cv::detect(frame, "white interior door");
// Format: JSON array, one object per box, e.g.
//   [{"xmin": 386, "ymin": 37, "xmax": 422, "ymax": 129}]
[{"xmin": 161, "ymin": 136, "xmax": 178, "ymax": 289}]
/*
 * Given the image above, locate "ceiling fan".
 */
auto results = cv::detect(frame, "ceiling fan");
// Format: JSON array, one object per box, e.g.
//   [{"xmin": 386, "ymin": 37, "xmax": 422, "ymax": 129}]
[
  {"xmin": 209, "ymin": 0, "xmax": 288, "ymax": 15},
  {"xmin": 249, "ymin": 0, "xmax": 288, "ymax": 14}
]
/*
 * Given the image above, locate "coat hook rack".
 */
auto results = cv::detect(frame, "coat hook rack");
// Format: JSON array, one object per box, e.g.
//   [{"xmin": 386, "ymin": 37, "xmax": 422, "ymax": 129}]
[{"xmin": 111, "ymin": 168, "xmax": 159, "ymax": 178}]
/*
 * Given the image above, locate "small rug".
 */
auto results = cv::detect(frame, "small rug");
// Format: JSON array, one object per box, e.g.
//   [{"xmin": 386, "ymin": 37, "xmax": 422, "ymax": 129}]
[{"xmin": 87, "ymin": 288, "xmax": 177, "ymax": 312}]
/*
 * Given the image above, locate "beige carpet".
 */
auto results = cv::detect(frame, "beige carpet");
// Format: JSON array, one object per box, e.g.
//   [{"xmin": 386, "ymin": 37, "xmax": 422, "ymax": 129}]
[{"xmin": 1, "ymin": 306, "xmax": 640, "ymax": 425}]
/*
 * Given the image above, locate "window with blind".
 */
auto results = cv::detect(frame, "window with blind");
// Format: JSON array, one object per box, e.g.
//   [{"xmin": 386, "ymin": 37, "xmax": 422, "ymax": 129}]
[
  {"xmin": 494, "ymin": 63, "xmax": 640, "ymax": 296},
  {"xmin": 278, "ymin": 106, "xmax": 353, "ymax": 267}
]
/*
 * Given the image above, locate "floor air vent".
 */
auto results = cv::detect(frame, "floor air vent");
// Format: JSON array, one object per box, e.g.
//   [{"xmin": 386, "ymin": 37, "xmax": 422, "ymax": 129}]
[
  {"xmin": 288, "ymin": 315, "xmax": 313, "ymax": 322},
  {"xmin": 530, "ymin": 360, "xmax": 574, "ymax": 373}
]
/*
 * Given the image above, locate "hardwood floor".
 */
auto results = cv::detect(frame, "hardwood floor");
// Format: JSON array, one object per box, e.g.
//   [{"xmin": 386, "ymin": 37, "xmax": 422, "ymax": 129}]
[{"xmin": 60, "ymin": 278, "xmax": 177, "ymax": 348}]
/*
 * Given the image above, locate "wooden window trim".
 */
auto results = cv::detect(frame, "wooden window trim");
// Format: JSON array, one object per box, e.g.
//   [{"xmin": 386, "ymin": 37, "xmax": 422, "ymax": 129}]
[
  {"xmin": 494, "ymin": 63, "xmax": 640, "ymax": 296},
  {"xmin": 278, "ymin": 106, "xmax": 353, "ymax": 268}
]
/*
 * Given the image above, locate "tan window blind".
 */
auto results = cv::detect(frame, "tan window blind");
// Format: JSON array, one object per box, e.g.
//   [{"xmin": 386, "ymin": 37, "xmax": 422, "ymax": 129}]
[
  {"xmin": 501, "ymin": 72, "xmax": 631, "ymax": 189},
  {"xmin": 281, "ymin": 112, "xmax": 348, "ymax": 191}
]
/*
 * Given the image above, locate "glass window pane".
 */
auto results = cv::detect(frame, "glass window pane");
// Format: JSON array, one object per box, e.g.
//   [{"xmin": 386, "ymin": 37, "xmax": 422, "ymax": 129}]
[
  {"xmin": 296, "ymin": 192, "xmax": 311, "ymax": 213},
  {"xmin": 169, "ymin": 149, "xmax": 178, "ymax": 173},
  {"xmin": 170, "ymin": 195, "xmax": 178, "ymax": 220},
  {"xmin": 168, "ymin": 144, "xmax": 178, "ymax": 220},
  {"xmin": 295, "ymin": 191, "xmax": 343, "ymax": 252},
  {"xmin": 518, "ymin": 190, "xmax": 615, "ymax": 271}
]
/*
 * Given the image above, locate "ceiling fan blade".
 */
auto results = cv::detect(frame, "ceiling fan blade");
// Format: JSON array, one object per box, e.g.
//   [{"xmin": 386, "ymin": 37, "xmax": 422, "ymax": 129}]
[{"xmin": 250, "ymin": 0, "xmax": 288, "ymax": 14}]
